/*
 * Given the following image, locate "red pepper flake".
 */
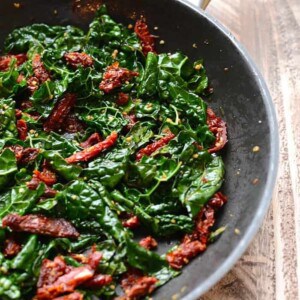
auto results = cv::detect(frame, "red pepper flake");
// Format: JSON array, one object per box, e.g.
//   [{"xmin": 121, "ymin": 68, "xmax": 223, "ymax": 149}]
[
  {"xmin": 136, "ymin": 132, "xmax": 175, "ymax": 161},
  {"xmin": 206, "ymin": 108, "xmax": 227, "ymax": 153},
  {"xmin": 134, "ymin": 19, "xmax": 156, "ymax": 55},
  {"xmin": 99, "ymin": 62, "xmax": 139, "ymax": 94},
  {"xmin": 166, "ymin": 192, "xmax": 227, "ymax": 269},
  {"xmin": 8, "ymin": 145, "xmax": 40, "ymax": 165},
  {"xmin": 80, "ymin": 133, "xmax": 102, "ymax": 149},
  {"xmin": 64, "ymin": 52, "xmax": 94, "ymax": 68},
  {"xmin": 2, "ymin": 214, "xmax": 80, "ymax": 238},
  {"xmin": 139, "ymin": 236, "xmax": 158, "ymax": 250},
  {"xmin": 17, "ymin": 119, "xmax": 28, "ymax": 141},
  {"xmin": 43, "ymin": 93, "xmax": 76, "ymax": 132},
  {"xmin": 53, "ymin": 292, "xmax": 84, "ymax": 300},
  {"xmin": 37, "ymin": 266, "xmax": 94, "ymax": 300},
  {"xmin": 0, "ymin": 53, "xmax": 27, "ymax": 71},
  {"xmin": 2, "ymin": 235, "xmax": 22, "ymax": 258},
  {"xmin": 121, "ymin": 268, "xmax": 158, "ymax": 299},
  {"xmin": 33, "ymin": 168, "xmax": 57, "ymax": 186},
  {"xmin": 116, "ymin": 92, "xmax": 129, "ymax": 106},
  {"xmin": 66, "ymin": 131, "xmax": 118, "ymax": 163}
]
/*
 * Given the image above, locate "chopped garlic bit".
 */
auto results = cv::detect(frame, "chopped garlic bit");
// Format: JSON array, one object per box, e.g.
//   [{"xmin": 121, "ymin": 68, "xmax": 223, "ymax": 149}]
[
  {"xmin": 234, "ymin": 228, "xmax": 241, "ymax": 235},
  {"xmin": 194, "ymin": 63, "xmax": 202, "ymax": 71},
  {"xmin": 159, "ymin": 40, "xmax": 165, "ymax": 45},
  {"xmin": 252, "ymin": 146, "xmax": 260, "ymax": 153}
]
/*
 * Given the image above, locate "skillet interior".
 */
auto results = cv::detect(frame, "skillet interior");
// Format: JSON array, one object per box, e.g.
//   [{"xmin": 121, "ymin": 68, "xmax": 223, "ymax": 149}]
[{"xmin": 0, "ymin": 0, "xmax": 278, "ymax": 299}]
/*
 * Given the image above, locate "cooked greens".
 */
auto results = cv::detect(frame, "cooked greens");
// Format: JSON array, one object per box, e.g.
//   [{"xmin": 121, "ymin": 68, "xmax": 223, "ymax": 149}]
[{"xmin": 0, "ymin": 6, "xmax": 227, "ymax": 300}]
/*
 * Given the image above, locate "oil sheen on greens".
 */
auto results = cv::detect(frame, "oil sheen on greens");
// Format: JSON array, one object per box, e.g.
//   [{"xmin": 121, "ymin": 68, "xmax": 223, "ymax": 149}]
[{"xmin": 0, "ymin": 6, "xmax": 225, "ymax": 300}]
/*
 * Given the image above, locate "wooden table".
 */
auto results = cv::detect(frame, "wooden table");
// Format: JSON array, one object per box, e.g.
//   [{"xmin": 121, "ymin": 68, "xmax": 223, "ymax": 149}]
[{"xmin": 193, "ymin": 0, "xmax": 300, "ymax": 299}]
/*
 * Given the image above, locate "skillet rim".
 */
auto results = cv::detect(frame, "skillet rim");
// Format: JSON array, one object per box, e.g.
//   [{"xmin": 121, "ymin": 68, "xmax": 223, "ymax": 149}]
[{"xmin": 175, "ymin": 1, "xmax": 279, "ymax": 299}]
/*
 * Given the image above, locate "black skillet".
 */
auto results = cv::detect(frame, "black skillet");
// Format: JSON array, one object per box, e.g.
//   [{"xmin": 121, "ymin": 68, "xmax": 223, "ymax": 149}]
[{"xmin": 0, "ymin": 0, "xmax": 279, "ymax": 299}]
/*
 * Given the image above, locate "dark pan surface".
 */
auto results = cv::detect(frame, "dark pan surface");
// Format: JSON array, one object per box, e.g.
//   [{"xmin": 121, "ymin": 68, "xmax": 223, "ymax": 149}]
[{"xmin": 0, "ymin": 1, "xmax": 279, "ymax": 299}]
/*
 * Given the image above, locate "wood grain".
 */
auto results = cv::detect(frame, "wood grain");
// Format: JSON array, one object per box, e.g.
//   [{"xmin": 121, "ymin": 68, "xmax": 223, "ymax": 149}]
[{"xmin": 197, "ymin": 0, "xmax": 300, "ymax": 299}]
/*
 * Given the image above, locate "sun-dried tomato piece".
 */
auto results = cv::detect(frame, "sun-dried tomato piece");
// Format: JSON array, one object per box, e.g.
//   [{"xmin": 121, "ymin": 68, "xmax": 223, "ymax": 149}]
[
  {"xmin": 27, "ymin": 54, "xmax": 51, "ymax": 93},
  {"xmin": 122, "ymin": 216, "xmax": 140, "ymax": 229},
  {"xmin": 8, "ymin": 145, "xmax": 40, "ymax": 165},
  {"xmin": 2, "ymin": 235, "xmax": 22, "ymax": 258},
  {"xmin": 66, "ymin": 131, "xmax": 118, "ymax": 163},
  {"xmin": 17, "ymin": 74, "xmax": 25, "ymax": 83},
  {"xmin": 37, "ymin": 266, "xmax": 94, "ymax": 300},
  {"xmin": 116, "ymin": 92, "xmax": 129, "ymax": 106},
  {"xmin": 136, "ymin": 132, "xmax": 175, "ymax": 161},
  {"xmin": 53, "ymin": 292, "xmax": 84, "ymax": 300},
  {"xmin": 134, "ymin": 19, "xmax": 156, "ymax": 56},
  {"xmin": 121, "ymin": 268, "xmax": 157, "ymax": 299},
  {"xmin": 62, "ymin": 113, "xmax": 85, "ymax": 133},
  {"xmin": 139, "ymin": 236, "xmax": 158, "ymax": 250},
  {"xmin": 124, "ymin": 113, "xmax": 137, "ymax": 132},
  {"xmin": 43, "ymin": 93, "xmax": 76, "ymax": 132},
  {"xmin": 33, "ymin": 168, "xmax": 57, "ymax": 186},
  {"xmin": 37, "ymin": 256, "xmax": 68, "ymax": 288},
  {"xmin": 82, "ymin": 274, "xmax": 113, "ymax": 288},
  {"xmin": 64, "ymin": 52, "xmax": 94, "ymax": 68},
  {"xmin": 80, "ymin": 133, "xmax": 102, "ymax": 148},
  {"xmin": 166, "ymin": 192, "xmax": 227, "ymax": 269},
  {"xmin": 27, "ymin": 174, "xmax": 57, "ymax": 198},
  {"xmin": 18, "ymin": 99, "xmax": 33, "ymax": 110},
  {"xmin": 15, "ymin": 109, "xmax": 22, "ymax": 119},
  {"xmin": 99, "ymin": 62, "xmax": 139, "ymax": 94},
  {"xmin": 27, "ymin": 76, "xmax": 40, "ymax": 93},
  {"xmin": 166, "ymin": 240, "xmax": 205, "ymax": 270},
  {"xmin": 16, "ymin": 119, "xmax": 28, "ymax": 141},
  {"xmin": 32, "ymin": 54, "xmax": 51, "ymax": 83},
  {"xmin": 87, "ymin": 250, "xmax": 102, "ymax": 270},
  {"xmin": 2, "ymin": 214, "xmax": 79, "ymax": 238},
  {"xmin": 206, "ymin": 108, "xmax": 227, "ymax": 153},
  {"xmin": 0, "ymin": 53, "xmax": 27, "ymax": 71}
]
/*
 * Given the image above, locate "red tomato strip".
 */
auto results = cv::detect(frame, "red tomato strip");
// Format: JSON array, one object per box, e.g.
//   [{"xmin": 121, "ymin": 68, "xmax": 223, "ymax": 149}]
[
  {"xmin": 64, "ymin": 52, "xmax": 94, "ymax": 68},
  {"xmin": 2, "ymin": 214, "xmax": 80, "ymax": 238},
  {"xmin": 82, "ymin": 274, "xmax": 113, "ymax": 288},
  {"xmin": 16, "ymin": 119, "xmax": 28, "ymax": 141},
  {"xmin": 66, "ymin": 131, "xmax": 118, "ymax": 163},
  {"xmin": 99, "ymin": 62, "xmax": 138, "ymax": 94},
  {"xmin": 43, "ymin": 93, "xmax": 76, "ymax": 132},
  {"xmin": 136, "ymin": 132, "xmax": 175, "ymax": 161},
  {"xmin": 37, "ymin": 256, "xmax": 68, "ymax": 288},
  {"xmin": 37, "ymin": 266, "xmax": 94, "ymax": 300},
  {"xmin": 27, "ymin": 54, "xmax": 51, "ymax": 92},
  {"xmin": 206, "ymin": 108, "xmax": 227, "ymax": 153},
  {"xmin": 166, "ymin": 192, "xmax": 227, "ymax": 269},
  {"xmin": 80, "ymin": 133, "xmax": 102, "ymax": 149},
  {"xmin": 134, "ymin": 19, "xmax": 156, "ymax": 56}
]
